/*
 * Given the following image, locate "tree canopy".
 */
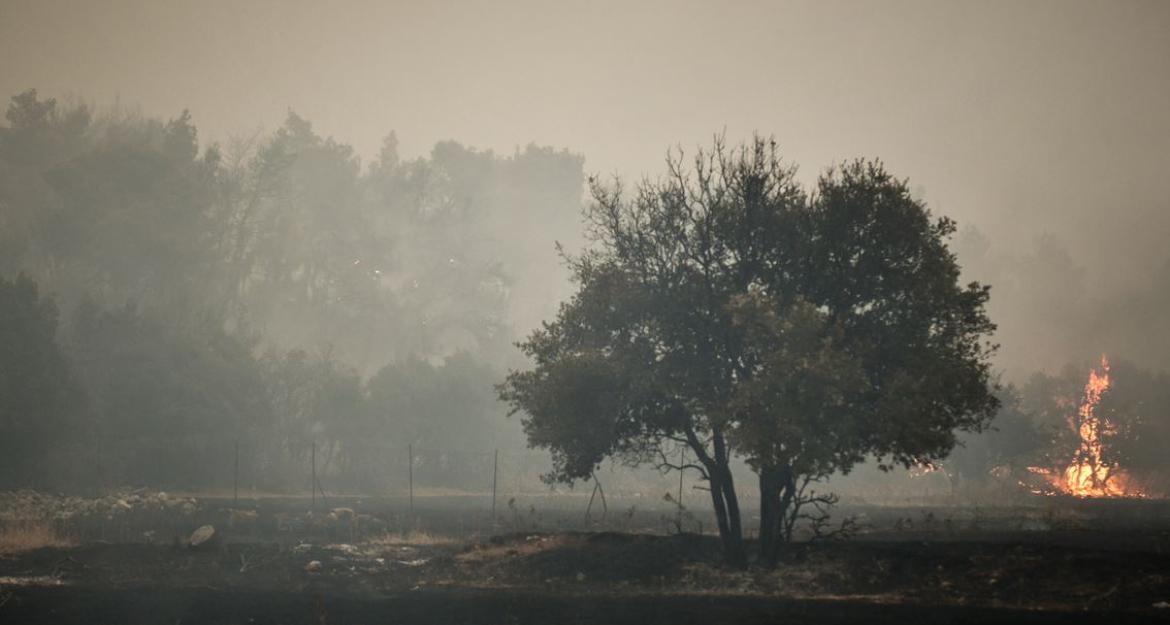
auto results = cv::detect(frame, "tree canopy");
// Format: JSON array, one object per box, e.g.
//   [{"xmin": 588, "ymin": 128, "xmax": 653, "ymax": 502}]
[
  {"xmin": 0, "ymin": 88, "xmax": 581, "ymax": 491},
  {"xmin": 500, "ymin": 136, "xmax": 999, "ymax": 564},
  {"xmin": 0, "ymin": 274, "xmax": 80, "ymax": 487}
]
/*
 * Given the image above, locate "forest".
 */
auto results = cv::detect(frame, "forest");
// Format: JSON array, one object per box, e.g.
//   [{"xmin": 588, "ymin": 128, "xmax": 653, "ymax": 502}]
[
  {"xmin": 3, "ymin": 88, "xmax": 1169, "ymax": 504},
  {"xmin": 3, "ymin": 2, "xmax": 1169, "ymax": 622},
  {"xmin": 0, "ymin": 89, "xmax": 586, "ymax": 491}
]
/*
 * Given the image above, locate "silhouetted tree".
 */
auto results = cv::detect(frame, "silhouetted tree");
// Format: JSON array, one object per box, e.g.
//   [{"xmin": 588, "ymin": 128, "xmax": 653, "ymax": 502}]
[
  {"xmin": 944, "ymin": 386, "xmax": 1045, "ymax": 492},
  {"xmin": 501, "ymin": 136, "xmax": 998, "ymax": 565},
  {"xmin": 69, "ymin": 300, "xmax": 271, "ymax": 488},
  {"xmin": 0, "ymin": 274, "xmax": 81, "ymax": 487}
]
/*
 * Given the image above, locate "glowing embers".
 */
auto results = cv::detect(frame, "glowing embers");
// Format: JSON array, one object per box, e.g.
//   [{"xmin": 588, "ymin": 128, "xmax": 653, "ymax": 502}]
[{"xmin": 1028, "ymin": 356, "xmax": 1144, "ymax": 498}]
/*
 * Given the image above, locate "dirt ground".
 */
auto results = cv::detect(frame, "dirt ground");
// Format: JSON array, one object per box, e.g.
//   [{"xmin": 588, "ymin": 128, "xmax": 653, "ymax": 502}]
[{"xmin": 2, "ymin": 495, "xmax": 1170, "ymax": 624}]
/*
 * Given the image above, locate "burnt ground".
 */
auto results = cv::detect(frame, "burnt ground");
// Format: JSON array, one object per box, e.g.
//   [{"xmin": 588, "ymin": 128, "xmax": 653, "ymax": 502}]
[{"xmin": 2, "ymin": 499, "xmax": 1170, "ymax": 624}]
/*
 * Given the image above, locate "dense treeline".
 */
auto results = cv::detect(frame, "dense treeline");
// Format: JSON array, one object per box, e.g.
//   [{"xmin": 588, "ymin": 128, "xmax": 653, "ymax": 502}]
[
  {"xmin": 2, "ymin": 88, "xmax": 1167, "ymax": 500},
  {"xmin": 0, "ymin": 89, "xmax": 583, "ymax": 491}
]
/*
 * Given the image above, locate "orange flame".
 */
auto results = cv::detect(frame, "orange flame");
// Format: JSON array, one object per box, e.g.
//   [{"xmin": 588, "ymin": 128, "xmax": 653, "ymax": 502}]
[{"xmin": 1030, "ymin": 355, "xmax": 1144, "ymax": 497}]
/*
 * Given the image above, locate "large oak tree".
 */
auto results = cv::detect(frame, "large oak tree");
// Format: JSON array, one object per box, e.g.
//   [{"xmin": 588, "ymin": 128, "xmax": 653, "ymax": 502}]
[{"xmin": 500, "ymin": 136, "xmax": 998, "ymax": 565}]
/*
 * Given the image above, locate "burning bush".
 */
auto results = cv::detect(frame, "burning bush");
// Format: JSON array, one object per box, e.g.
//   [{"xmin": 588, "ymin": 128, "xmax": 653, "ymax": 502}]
[{"xmin": 1022, "ymin": 356, "xmax": 1166, "ymax": 498}]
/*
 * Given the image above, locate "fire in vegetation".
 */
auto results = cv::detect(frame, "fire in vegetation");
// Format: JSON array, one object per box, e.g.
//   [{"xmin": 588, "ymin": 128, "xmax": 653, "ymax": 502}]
[{"xmin": 1028, "ymin": 356, "xmax": 1145, "ymax": 498}]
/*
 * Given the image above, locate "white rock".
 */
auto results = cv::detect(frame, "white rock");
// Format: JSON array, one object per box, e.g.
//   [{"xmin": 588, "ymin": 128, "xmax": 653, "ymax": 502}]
[{"xmin": 189, "ymin": 525, "xmax": 216, "ymax": 548}]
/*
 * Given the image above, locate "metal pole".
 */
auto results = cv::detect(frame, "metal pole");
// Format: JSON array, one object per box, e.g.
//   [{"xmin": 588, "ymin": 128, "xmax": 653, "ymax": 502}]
[
  {"xmin": 677, "ymin": 448, "xmax": 685, "ymax": 528},
  {"xmin": 408, "ymin": 443, "xmax": 414, "ymax": 517},
  {"xmin": 491, "ymin": 449, "xmax": 499, "ymax": 525},
  {"xmin": 233, "ymin": 440, "xmax": 239, "ymax": 507},
  {"xmin": 311, "ymin": 441, "xmax": 317, "ymax": 511}
]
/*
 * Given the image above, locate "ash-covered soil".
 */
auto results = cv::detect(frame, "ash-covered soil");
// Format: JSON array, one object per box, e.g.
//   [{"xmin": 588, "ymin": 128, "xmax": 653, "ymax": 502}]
[
  {"xmin": 2, "ymin": 531, "xmax": 1170, "ymax": 623},
  {"xmin": 2, "ymin": 496, "xmax": 1170, "ymax": 624}
]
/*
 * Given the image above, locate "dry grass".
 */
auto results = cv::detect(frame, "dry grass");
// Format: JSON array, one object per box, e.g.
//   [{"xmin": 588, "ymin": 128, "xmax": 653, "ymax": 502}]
[
  {"xmin": 0, "ymin": 520, "xmax": 77, "ymax": 554},
  {"xmin": 366, "ymin": 530, "xmax": 458, "ymax": 547},
  {"xmin": 455, "ymin": 534, "xmax": 576, "ymax": 563}
]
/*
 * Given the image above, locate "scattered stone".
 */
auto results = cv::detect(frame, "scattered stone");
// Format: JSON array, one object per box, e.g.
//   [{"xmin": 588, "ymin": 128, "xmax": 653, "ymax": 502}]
[
  {"xmin": 305, "ymin": 560, "xmax": 323, "ymax": 573},
  {"xmin": 227, "ymin": 509, "xmax": 260, "ymax": 528},
  {"xmin": 0, "ymin": 489, "xmax": 199, "ymax": 524},
  {"xmin": 189, "ymin": 525, "xmax": 216, "ymax": 548},
  {"xmin": 330, "ymin": 543, "xmax": 361, "ymax": 556}
]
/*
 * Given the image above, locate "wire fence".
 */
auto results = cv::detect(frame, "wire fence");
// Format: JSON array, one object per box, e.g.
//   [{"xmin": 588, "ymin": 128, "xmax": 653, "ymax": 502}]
[{"xmin": 215, "ymin": 439, "xmax": 716, "ymax": 513}]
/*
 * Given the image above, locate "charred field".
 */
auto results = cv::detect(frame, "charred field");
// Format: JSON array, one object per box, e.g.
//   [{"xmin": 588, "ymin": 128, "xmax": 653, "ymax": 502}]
[{"xmin": 2, "ymin": 493, "xmax": 1169, "ymax": 624}]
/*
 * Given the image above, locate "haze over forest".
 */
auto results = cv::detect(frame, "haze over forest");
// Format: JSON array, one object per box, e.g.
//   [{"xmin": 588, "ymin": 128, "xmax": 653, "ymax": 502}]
[
  {"xmin": 7, "ymin": 5, "xmax": 1170, "ymax": 624},
  {"xmin": 6, "ymin": 0, "xmax": 1168, "ymax": 378},
  {"xmin": 1, "ymin": 0, "xmax": 1169, "ymax": 493},
  {"xmin": 5, "ymin": 0, "xmax": 1170, "ymax": 376}
]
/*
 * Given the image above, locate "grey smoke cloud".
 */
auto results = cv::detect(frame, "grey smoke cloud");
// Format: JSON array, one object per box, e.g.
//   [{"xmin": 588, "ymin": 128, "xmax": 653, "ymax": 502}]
[{"xmin": 3, "ymin": 0, "xmax": 1167, "ymax": 377}]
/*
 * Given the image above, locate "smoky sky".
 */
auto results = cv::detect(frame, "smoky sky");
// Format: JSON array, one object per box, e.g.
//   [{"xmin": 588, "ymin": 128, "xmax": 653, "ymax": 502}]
[{"xmin": 2, "ymin": 0, "xmax": 1169, "ymax": 378}]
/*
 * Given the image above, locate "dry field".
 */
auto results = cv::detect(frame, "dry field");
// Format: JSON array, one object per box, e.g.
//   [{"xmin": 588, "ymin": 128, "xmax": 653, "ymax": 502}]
[{"xmin": 1, "ymin": 491, "xmax": 1169, "ymax": 624}]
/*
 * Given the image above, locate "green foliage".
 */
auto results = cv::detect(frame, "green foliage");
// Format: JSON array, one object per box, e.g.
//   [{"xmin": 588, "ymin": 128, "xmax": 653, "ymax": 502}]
[
  {"xmin": 793, "ymin": 160, "xmax": 1000, "ymax": 471},
  {"xmin": 1021, "ymin": 358, "xmax": 1170, "ymax": 491},
  {"xmin": 1097, "ymin": 360, "xmax": 1170, "ymax": 480},
  {"xmin": 0, "ymin": 90, "xmax": 585, "ymax": 372},
  {"xmin": 69, "ymin": 301, "xmax": 272, "ymax": 488},
  {"xmin": 504, "ymin": 137, "xmax": 998, "ymax": 478},
  {"xmin": 945, "ymin": 385, "xmax": 1046, "ymax": 488},
  {"xmin": 367, "ymin": 352, "xmax": 517, "ymax": 454},
  {"xmin": 500, "ymin": 136, "xmax": 999, "ymax": 562},
  {"xmin": 260, "ymin": 348, "xmax": 369, "ymax": 487},
  {"xmin": 0, "ymin": 88, "xmax": 581, "ymax": 490},
  {"xmin": 0, "ymin": 274, "xmax": 80, "ymax": 487},
  {"xmin": 725, "ymin": 292, "xmax": 868, "ymax": 478}
]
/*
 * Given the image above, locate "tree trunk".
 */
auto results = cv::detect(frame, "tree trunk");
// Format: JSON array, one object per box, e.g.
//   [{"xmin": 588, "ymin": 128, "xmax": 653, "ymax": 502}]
[
  {"xmin": 758, "ymin": 467, "xmax": 781, "ymax": 563},
  {"xmin": 711, "ymin": 430, "xmax": 746, "ymax": 566},
  {"xmin": 687, "ymin": 426, "xmax": 747, "ymax": 567},
  {"xmin": 707, "ymin": 467, "xmax": 746, "ymax": 567},
  {"xmin": 758, "ymin": 463, "xmax": 795, "ymax": 566}
]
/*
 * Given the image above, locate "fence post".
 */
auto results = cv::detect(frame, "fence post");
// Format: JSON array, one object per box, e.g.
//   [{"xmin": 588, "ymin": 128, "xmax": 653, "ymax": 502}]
[
  {"xmin": 677, "ymin": 447, "xmax": 685, "ymax": 528},
  {"xmin": 233, "ymin": 440, "xmax": 239, "ymax": 507},
  {"xmin": 408, "ymin": 443, "xmax": 414, "ymax": 517},
  {"xmin": 585, "ymin": 472, "xmax": 607, "ymax": 524},
  {"xmin": 491, "ymin": 449, "xmax": 499, "ymax": 526}
]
